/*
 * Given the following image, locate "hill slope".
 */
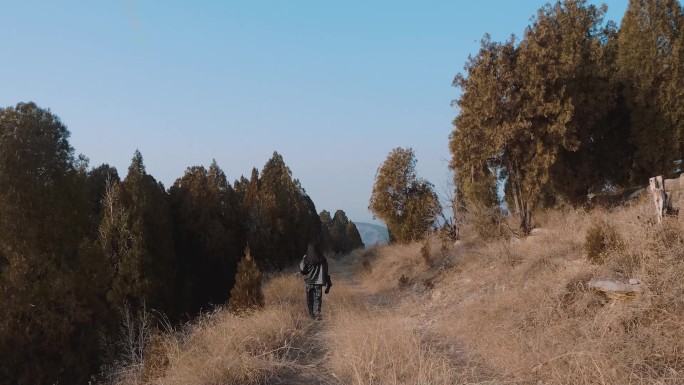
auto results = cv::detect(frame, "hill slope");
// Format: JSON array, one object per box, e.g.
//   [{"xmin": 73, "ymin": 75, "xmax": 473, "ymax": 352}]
[
  {"xmin": 105, "ymin": 200, "xmax": 684, "ymax": 384},
  {"xmin": 354, "ymin": 222, "xmax": 389, "ymax": 246}
]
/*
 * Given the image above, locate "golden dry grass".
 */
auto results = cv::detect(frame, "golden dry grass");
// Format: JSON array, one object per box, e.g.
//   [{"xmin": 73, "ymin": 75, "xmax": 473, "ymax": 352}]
[
  {"xmin": 325, "ymin": 310, "xmax": 454, "ymax": 385},
  {"xmin": 157, "ymin": 308, "xmax": 299, "ymax": 385},
  {"xmin": 150, "ymin": 275, "xmax": 310, "ymax": 385},
  {"xmin": 425, "ymin": 203, "xmax": 684, "ymax": 385},
  {"xmin": 111, "ymin": 200, "xmax": 684, "ymax": 385}
]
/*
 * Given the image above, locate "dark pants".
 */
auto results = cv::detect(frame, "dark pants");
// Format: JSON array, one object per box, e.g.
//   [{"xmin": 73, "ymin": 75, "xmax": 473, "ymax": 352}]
[{"xmin": 305, "ymin": 283, "xmax": 323, "ymax": 319}]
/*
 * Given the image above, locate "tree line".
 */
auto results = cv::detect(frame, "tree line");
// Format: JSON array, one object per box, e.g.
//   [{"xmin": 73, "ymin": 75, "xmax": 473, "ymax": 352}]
[
  {"xmin": 367, "ymin": 0, "xmax": 683, "ymax": 241},
  {"xmin": 449, "ymin": 0, "xmax": 684, "ymax": 233},
  {"xmin": 0, "ymin": 102, "xmax": 363, "ymax": 384}
]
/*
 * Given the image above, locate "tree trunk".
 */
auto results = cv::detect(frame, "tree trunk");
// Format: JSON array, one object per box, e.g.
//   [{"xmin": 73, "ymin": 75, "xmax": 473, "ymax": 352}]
[
  {"xmin": 511, "ymin": 172, "xmax": 530, "ymax": 234},
  {"xmin": 520, "ymin": 207, "xmax": 532, "ymax": 235},
  {"xmin": 511, "ymin": 182, "xmax": 521, "ymax": 215}
]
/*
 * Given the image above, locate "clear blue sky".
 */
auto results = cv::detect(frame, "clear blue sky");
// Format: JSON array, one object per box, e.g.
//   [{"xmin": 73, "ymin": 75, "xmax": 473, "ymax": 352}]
[{"xmin": 1, "ymin": 0, "xmax": 628, "ymax": 224}]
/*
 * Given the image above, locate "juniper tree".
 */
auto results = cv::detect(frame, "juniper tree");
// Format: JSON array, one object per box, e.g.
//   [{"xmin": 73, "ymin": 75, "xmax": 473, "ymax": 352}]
[
  {"xmin": 345, "ymin": 221, "xmax": 364, "ymax": 250},
  {"xmin": 169, "ymin": 160, "xmax": 241, "ymax": 314},
  {"xmin": 228, "ymin": 246, "xmax": 264, "ymax": 314},
  {"xmin": 451, "ymin": 0, "xmax": 618, "ymax": 232},
  {"xmin": 319, "ymin": 210, "xmax": 334, "ymax": 252},
  {"xmin": 617, "ymin": 0, "xmax": 684, "ymax": 181},
  {"xmin": 0, "ymin": 102, "xmax": 108, "ymax": 384},
  {"xmin": 85, "ymin": 164, "xmax": 120, "ymax": 227},
  {"xmin": 245, "ymin": 152, "xmax": 320, "ymax": 269},
  {"xmin": 104, "ymin": 150, "xmax": 176, "ymax": 316},
  {"xmin": 320, "ymin": 209, "xmax": 364, "ymax": 254},
  {"xmin": 521, "ymin": 0, "xmax": 620, "ymax": 203},
  {"xmin": 450, "ymin": 37, "xmax": 521, "ymax": 224},
  {"xmin": 369, "ymin": 148, "xmax": 441, "ymax": 243},
  {"xmin": 331, "ymin": 210, "xmax": 364, "ymax": 252}
]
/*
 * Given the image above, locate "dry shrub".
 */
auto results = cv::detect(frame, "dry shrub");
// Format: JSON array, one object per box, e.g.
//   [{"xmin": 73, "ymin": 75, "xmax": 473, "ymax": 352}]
[
  {"xmin": 325, "ymin": 311, "xmax": 454, "ymax": 385},
  {"xmin": 361, "ymin": 259, "xmax": 372, "ymax": 273},
  {"xmin": 351, "ymin": 244, "xmax": 379, "ymax": 275},
  {"xmin": 398, "ymin": 274, "xmax": 410, "ymax": 289},
  {"xmin": 140, "ymin": 330, "xmax": 171, "ymax": 382},
  {"xmin": 358, "ymin": 242, "xmax": 426, "ymax": 295},
  {"xmin": 469, "ymin": 205, "xmax": 512, "ymax": 240},
  {"xmin": 439, "ymin": 233, "xmax": 450, "ymax": 257},
  {"xmin": 100, "ymin": 303, "xmax": 157, "ymax": 385},
  {"xmin": 584, "ymin": 219, "xmax": 623, "ymax": 264},
  {"xmin": 351, "ymin": 244, "xmax": 379, "ymax": 261},
  {"xmin": 229, "ymin": 247, "xmax": 264, "ymax": 314}
]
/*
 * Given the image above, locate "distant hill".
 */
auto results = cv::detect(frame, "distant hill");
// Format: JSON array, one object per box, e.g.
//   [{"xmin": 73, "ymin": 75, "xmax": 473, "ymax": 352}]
[{"xmin": 354, "ymin": 222, "xmax": 389, "ymax": 246}]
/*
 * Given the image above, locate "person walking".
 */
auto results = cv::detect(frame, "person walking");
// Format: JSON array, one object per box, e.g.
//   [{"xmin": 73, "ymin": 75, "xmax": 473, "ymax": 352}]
[{"xmin": 299, "ymin": 241, "xmax": 332, "ymax": 320}]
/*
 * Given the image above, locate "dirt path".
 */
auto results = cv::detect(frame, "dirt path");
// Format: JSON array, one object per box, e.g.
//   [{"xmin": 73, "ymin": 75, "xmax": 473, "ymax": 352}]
[
  {"xmin": 267, "ymin": 255, "xmax": 482, "ymax": 385},
  {"xmin": 267, "ymin": 257, "xmax": 358, "ymax": 385},
  {"xmin": 269, "ymin": 320, "xmax": 338, "ymax": 385}
]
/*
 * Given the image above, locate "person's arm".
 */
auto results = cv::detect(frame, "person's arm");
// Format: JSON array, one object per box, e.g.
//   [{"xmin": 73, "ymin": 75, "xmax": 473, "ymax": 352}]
[
  {"xmin": 323, "ymin": 259, "xmax": 332, "ymax": 293},
  {"xmin": 325, "ymin": 274, "xmax": 332, "ymax": 293},
  {"xmin": 299, "ymin": 256, "xmax": 309, "ymax": 275}
]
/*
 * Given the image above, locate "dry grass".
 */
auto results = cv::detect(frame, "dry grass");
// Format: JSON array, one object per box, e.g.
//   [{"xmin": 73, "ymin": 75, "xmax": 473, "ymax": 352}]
[
  {"xmin": 325, "ymin": 310, "xmax": 454, "ymax": 385},
  {"xmin": 103, "ymin": 274, "xmax": 312, "ymax": 385},
  {"xmin": 427, "ymin": 202, "xmax": 684, "ymax": 384},
  {"xmin": 157, "ymin": 306, "xmax": 304, "ymax": 385},
  {"xmin": 357, "ymin": 242, "xmax": 430, "ymax": 296},
  {"xmin": 109, "ymin": 200, "xmax": 684, "ymax": 385}
]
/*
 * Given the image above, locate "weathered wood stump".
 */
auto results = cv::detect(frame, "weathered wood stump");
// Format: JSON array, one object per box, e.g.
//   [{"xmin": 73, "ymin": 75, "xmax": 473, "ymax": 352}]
[
  {"xmin": 649, "ymin": 176, "xmax": 670, "ymax": 224},
  {"xmin": 649, "ymin": 174, "xmax": 684, "ymax": 223}
]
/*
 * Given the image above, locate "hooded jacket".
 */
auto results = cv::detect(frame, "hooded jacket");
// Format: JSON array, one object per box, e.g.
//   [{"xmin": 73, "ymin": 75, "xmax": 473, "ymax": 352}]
[{"xmin": 299, "ymin": 256, "xmax": 332, "ymax": 287}]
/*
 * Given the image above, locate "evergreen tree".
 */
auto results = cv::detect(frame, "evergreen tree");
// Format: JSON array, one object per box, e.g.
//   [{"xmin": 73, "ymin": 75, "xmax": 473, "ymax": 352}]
[
  {"xmin": 0, "ymin": 102, "xmax": 108, "ymax": 384},
  {"xmin": 449, "ymin": 36, "xmax": 512, "ymax": 216},
  {"xmin": 169, "ymin": 160, "xmax": 241, "ymax": 315},
  {"xmin": 617, "ymin": 0, "xmax": 684, "ymax": 181},
  {"xmin": 369, "ymin": 148, "xmax": 441, "ymax": 243},
  {"xmin": 331, "ymin": 210, "xmax": 364, "ymax": 253},
  {"xmin": 103, "ymin": 150, "xmax": 176, "ymax": 316},
  {"xmin": 228, "ymin": 246, "xmax": 264, "ymax": 314},
  {"xmin": 451, "ymin": 0, "xmax": 617, "ymax": 232},
  {"xmin": 86, "ymin": 163, "xmax": 120, "ymax": 223},
  {"xmin": 344, "ymin": 220, "xmax": 364, "ymax": 251},
  {"xmin": 242, "ymin": 167, "xmax": 265, "ymax": 265},
  {"xmin": 319, "ymin": 210, "xmax": 334, "ymax": 252},
  {"xmin": 320, "ymin": 209, "xmax": 364, "ymax": 254},
  {"xmin": 521, "ymin": 0, "xmax": 621, "ymax": 203},
  {"xmin": 246, "ymin": 152, "xmax": 320, "ymax": 269}
]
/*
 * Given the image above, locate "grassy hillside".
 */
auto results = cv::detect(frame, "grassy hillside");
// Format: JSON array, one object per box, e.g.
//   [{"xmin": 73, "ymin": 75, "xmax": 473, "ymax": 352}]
[{"xmin": 106, "ymin": 198, "xmax": 684, "ymax": 385}]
